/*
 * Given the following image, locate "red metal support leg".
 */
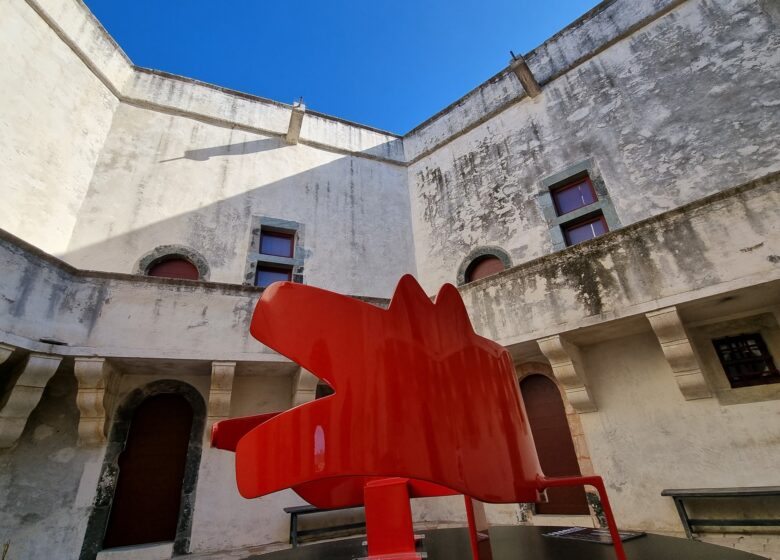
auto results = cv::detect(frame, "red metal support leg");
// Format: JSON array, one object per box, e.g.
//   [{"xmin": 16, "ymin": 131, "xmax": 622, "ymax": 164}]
[
  {"xmin": 538, "ymin": 476, "xmax": 627, "ymax": 560},
  {"xmin": 464, "ymin": 496, "xmax": 493, "ymax": 560},
  {"xmin": 363, "ymin": 478, "xmax": 420, "ymax": 559}
]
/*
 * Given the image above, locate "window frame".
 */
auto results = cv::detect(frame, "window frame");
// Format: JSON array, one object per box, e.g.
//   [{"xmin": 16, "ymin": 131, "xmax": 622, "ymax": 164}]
[
  {"xmin": 688, "ymin": 311, "xmax": 780, "ymax": 406},
  {"xmin": 465, "ymin": 255, "xmax": 506, "ymax": 283},
  {"xmin": 255, "ymin": 263, "xmax": 294, "ymax": 288},
  {"xmin": 538, "ymin": 159, "xmax": 621, "ymax": 252},
  {"xmin": 551, "ymin": 175, "xmax": 598, "ymax": 217},
  {"xmin": 561, "ymin": 212, "xmax": 610, "ymax": 247},
  {"xmin": 712, "ymin": 333, "xmax": 780, "ymax": 389},
  {"xmin": 245, "ymin": 217, "xmax": 304, "ymax": 288},
  {"xmin": 259, "ymin": 230, "xmax": 295, "ymax": 258},
  {"xmin": 146, "ymin": 256, "xmax": 201, "ymax": 280},
  {"xmin": 456, "ymin": 247, "xmax": 512, "ymax": 286}
]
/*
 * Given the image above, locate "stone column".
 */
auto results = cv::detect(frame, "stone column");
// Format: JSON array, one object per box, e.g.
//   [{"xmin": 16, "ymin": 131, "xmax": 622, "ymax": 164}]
[
  {"xmin": 74, "ymin": 357, "xmax": 118, "ymax": 446},
  {"xmin": 537, "ymin": 335, "xmax": 597, "ymax": 413},
  {"xmin": 0, "ymin": 353, "xmax": 62, "ymax": 448},
  {"xmin": 646, "ymin": 306, "xmax": 711, "ymax": 400},
  {"xmin": 207, "ymin": 361, "xmax": 236, "ymax": 436}
]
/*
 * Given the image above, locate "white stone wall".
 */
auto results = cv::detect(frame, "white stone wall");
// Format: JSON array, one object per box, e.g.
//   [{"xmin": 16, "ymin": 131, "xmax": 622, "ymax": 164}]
[
  {"xmin": 0, "ymin": 0, "xmax": 121, "ymax": 255},
  {"xmin": 579, "ymin": 330, "xmax": 780, "ymax": 532},
  {"xmin": 64, "ymin": 102, "xmax": 415, "ymax": 297},
  {"xmin": 405, "ymin": 0, "xmax": 780, "ymax": 291}
]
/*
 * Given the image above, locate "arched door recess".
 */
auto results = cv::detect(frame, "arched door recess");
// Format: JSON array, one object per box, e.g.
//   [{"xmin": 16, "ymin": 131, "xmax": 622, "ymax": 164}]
[
  {"xmin": 79, "ymin": 381, "xmax": 206, "ymax": 560},
  {"xmin": 520, "ymin": 374, "xmax": 589, "ymax": 515},
  {"xmin": 103, "ymin": 393, "xmax": 193, "ymax": 548}
]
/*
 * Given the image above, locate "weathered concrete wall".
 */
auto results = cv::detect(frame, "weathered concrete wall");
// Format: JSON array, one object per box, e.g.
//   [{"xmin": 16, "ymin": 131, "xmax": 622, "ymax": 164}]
[
  {"xmin": 406, "ymin": 0, "xmax": 780, "ymax": 290},
  {"xmin": 123, "ymin": 70, "xmax": 405, "ymax": 163},
  {"xmin": 190, "ymin": 374, "xmax": 297, "ymax": 553},
  {"xmin": 577, "ymin": 330, "xmax": 780, "ymax": 531},
  {"xmin": 0, "ymin": 363, "xmax": 105, "ymax": 560},
  {"xmin": 64, "ymin": 103, "xmax": 415, "ymax": 297},
  {"xmin": 0, "ymin": 230, "xmax": 287, "ymax": 361},
  {"xmin": 0, "ymin": 0, "xmax": 122, "ymax": 255},
  {"xmin": 460, "ymin": 172, "xmax": 780, "ymax": 346}
]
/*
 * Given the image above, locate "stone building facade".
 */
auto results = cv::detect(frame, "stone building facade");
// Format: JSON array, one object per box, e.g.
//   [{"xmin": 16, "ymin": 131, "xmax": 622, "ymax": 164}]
[{"xmin": 1, "ymin": 0, "xmax": 779, "ymax": 558}]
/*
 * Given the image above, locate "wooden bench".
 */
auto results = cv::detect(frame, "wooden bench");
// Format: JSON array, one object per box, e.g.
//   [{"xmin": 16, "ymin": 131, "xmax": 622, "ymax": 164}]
[
  {"xmin": 662, "ymin": 486, "xmax": 780, "ymax": 539},
  {"xmin": 284, "ymin": 505, "xmax": 366, "ymax": 547}
]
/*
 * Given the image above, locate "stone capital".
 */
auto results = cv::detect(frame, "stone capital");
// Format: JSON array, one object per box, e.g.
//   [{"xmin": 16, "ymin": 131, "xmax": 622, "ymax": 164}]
[
  {"xmin": 646, "ymin": 306, "xmax": 711, "ymax": 400},
  {"xmin": 537, "ymin": 335, "xmax": 596, "ymax": 413},
  {"xmin": 0, "ymin": 353, "xmax": 62, "ymax": 448}
]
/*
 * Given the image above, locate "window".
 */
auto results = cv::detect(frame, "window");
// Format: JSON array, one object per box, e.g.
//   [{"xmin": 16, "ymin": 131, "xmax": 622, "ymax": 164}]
[
  {"xmin": 245, "ymin": 217, "xmax": 304, "ymax": 288},
  {"xmin": 713, "ymin": 334, "xmax": 780, "ymax": 388},
  {"xmin": 562, "ymin": 214, "xmax": 609, "ymax": 246},
  {"xmin": 137, "ymin": 245, "xmax": 209, "ymax": 280},
  {"xmin": 255, "ymin": 230, "xmax": 295, "ymax": 287},
  {"xmin": 539, "ymin": 160, "xmax": 620, "ymax": 251},
  {"xmin": 260, "ymin": 231, "xmax": 294, "ymax": 258},
  {"xmin": 551, "ymin": 176, "xmax": 598, "ymax": 216},
  {"xmin": 457, "ymin": 247, "xmax": 512, "ymax": 286},
  {"xmin": 550, "ymin": 174, "xmax": 608, "ymax": 247},
  {"xmin": 147, "ymin": 257, "xmax": 200, "ymax": 280},
  {"xmin": 255, "ymin": 265, "xmax": 292, "ymax": 288},
  {"xmin": 465, "ymin": 256, "xmax": 505, "ymax": 283}
]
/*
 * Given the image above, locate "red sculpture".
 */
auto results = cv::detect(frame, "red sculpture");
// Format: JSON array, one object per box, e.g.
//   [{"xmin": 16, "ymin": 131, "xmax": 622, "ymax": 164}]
[{"xmin": 212, "ymin": 275, "xmax": 626, "ymax": 560}]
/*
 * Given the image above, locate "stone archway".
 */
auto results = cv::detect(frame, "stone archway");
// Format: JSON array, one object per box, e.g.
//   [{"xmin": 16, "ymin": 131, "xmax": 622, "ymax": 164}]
[{"xmin": 79, "ymin": 380, "xmax": 206, "ymax": 560}]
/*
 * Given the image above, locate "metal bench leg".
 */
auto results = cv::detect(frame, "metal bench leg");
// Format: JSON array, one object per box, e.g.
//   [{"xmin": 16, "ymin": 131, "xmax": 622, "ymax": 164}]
[
  {"xmin": 291, "ymin": 512, "xmax": 299, "ymax": 547},
  {"xmin": 672, "ymin": 497, "xmax": 693, "ymax": 539}
]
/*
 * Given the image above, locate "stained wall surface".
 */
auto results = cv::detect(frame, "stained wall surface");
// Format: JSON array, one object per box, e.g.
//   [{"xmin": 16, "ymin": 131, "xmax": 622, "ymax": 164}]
[
  {"xmin": 405, "ymin": 0, "xmax": 780, "ymax": 290},
  {"xmin": 65, "ymin": 102, "xmax": 415, "ymax": 297},
  {"xmin": 2, "ymin": 0, "xmax": 780, "ymax": 557},
  {"xmin": 0, "ymin": 0, "xmax": 124, "ymax": 256},
  {"xmin": 580, "ymin": 330, "xmax": 780, "ymax": 531}
]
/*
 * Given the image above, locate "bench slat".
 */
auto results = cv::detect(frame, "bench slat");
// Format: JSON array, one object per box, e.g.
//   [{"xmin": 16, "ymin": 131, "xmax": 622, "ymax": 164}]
[
  {"xmin": 688, "ymin": 519, "xmax": 780, "ymax": 527},
  {"xmin": 661, "ymin": 486, "xmax": 780, "ymax": 498}
]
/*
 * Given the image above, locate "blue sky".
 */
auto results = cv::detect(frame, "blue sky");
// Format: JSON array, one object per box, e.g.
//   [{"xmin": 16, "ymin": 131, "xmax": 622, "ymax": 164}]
[{"xmin": 83, "ymin": 1, "xmax": 600, "ymax": 134}]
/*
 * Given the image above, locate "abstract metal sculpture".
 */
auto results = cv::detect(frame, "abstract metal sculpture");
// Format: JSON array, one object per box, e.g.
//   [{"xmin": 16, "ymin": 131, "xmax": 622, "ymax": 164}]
[{"xmin": 212, "ymin": 275, "xmax": 626, "ymax": 560}]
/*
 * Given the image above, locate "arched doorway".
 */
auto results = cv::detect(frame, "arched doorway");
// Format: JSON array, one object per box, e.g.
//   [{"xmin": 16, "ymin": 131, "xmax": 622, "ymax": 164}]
[
  {"xmin": 520, "ymin": 374, "xmax": 589, "ymax": 515},
  {"xmin": 103, "ymin": 393, "xmax": 193, "ymax": 548},
  {"xmin": 79, "ymin": 381, "xmax": 206, "ymax": 560}
]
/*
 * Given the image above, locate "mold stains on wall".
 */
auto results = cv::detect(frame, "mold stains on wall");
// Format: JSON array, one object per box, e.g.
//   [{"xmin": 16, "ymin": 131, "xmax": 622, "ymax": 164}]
[{"xmin": 409, "ymin": 0, "xmax": 780, "ymax": 290}]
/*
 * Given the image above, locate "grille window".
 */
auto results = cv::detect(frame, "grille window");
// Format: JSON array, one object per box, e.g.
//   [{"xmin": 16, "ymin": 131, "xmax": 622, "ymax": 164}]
[{"xmin": 713, "ymin": 334, "xmax": 780, "ymax": 388}]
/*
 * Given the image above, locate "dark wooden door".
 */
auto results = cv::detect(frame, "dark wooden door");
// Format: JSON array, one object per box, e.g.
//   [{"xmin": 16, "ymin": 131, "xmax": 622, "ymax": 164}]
[
  {"xmin": 103, "ymin": 394, "xmax": 194, "ymax": 548},
  {"xmin": 520, "ymin": 375, "xmax": 589, "ymax": 515}
]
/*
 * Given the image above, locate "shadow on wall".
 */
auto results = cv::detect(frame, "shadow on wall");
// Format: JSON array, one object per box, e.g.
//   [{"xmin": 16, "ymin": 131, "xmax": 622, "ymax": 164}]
[
  {"xmin": 159, "ymin": 138, "xmax": 283, "ymax": 162},
  {"xmin": 61, "ymin": 139, "xmax": 415, "ymax": 297}
]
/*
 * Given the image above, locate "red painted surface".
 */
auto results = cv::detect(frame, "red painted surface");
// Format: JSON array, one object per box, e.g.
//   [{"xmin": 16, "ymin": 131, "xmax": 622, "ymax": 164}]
[{"xmin": 212, "ymin": 275, "xmax": 627, "ymax": 560}]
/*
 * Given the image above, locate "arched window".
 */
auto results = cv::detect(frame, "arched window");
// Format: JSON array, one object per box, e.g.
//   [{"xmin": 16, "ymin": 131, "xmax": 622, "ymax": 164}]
[
  {"xmin": 457, "ymin": 247, "xmax": 512, "ymax": 286},
  {"xmin": 519, "ymin": 374, "xmax": 589, "ymax": 515},
  {"xmin": 147, "ymin": 257, "xmax": 200, "ymax": 280},
  {"xmin": 465, "ymin": 255, "xmax": 505, "ymax": 283},
  {"xmin": 136, "ymin": 245, "xmax": 210, "ymax": 281}
]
